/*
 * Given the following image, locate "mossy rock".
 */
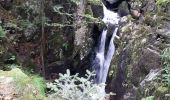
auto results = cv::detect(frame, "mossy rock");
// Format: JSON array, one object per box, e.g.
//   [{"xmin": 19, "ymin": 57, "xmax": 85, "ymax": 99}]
[{"xmin": 0, "ymin": 68, "xmax": 46, "ymax": 99}]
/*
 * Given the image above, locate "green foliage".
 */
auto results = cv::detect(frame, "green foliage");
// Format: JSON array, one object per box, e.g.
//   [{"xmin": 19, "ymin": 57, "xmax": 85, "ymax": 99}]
[
  {"xmin": 142, "ymin": 96, "xmax": 154, "ymax": 100},
  {"xmin": 0, "ymin": 26, "xmax": 6, "ymax": 38},
  {"xmin": 88, "ymin": 0, "xmax": 101, "ymax": 5},
  {"xmin": 62, "ymin": 43, "xmax": 69, "ymax": 50},
  {"xmin": 47, "ymin": 70, "xmax": 109, "ymax": 100},
  {"xmin": 161, "ymin": 44, "xmax": 170, "ymax": 87},
  {"xmin": 156, "ymin": 0, "xmax": 170, "ymax": 6},
  {"xmin": 0, "ymin": 68, "xmax": 46, "ymax": 99},
  {"xmin": 31, "ymin": 75, "xmax": 46, "ymax": 96},
  {"xmin": 157, "ymin": 86, "xmax": 169, "ymax": 93},
  {"xmin": 84, "ymin": 14, "xmax": 99, "ymax": 22},
  {"xmin": 17, "ymin": 20, "xmax": 34, "ymax": 30}
]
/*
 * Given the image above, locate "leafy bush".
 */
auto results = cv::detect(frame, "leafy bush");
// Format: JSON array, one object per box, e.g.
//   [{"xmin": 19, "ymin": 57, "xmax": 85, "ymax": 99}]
[
  {"xmin": 0, "ymin": 26, "xmax": 6, "ymax": 38},
  {"xmin": 161, "ymin": 44, "xmax": 170, "ymax": 87},
  {"xmin": 156, "ymin": 0, "xmax": 170, "ymax": 6},
  {"xmin": 47, "ymin": 70, "xmax": 110, "ymax": 100},
  {"xmin": 142, "ymin": 96, "xmax": 154, "ymax": 100},
  {"xmin": 88, "ymin": 0, "xmax": 101, "ymax": 5},
  {"xmin": 31, "ymin": 75, "xmax": 46, "ymax": 96}
]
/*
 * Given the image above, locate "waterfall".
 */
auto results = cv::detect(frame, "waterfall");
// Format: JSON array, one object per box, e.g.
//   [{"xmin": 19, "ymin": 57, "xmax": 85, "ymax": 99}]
[
  {"xmin": 92, "ymin": 3, "xmax": 120, "ymax": 84},
  {"xmin": 102, "ymin": 3, "xmax": 120, "ymax": 25}
]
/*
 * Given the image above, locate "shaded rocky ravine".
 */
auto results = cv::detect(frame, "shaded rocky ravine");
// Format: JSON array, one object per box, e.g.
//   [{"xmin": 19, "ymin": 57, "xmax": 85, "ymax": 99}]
[
  {"xmin": 0, "ymin": 0, "xmax": 170, "ymax": 99},
  {"xmin": 84, "ymin": 0, "xmax": 170, "ymax": 99}
]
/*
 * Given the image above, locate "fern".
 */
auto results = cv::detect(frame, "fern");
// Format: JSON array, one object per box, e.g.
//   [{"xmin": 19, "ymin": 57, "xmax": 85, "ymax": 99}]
[
  {"xmin": 161, "ymin": 44, "xmax": 170, "ymax": 87},
  {"xmin": 0, "ymin": 26, "xmax": 6, "ymax": 38}
]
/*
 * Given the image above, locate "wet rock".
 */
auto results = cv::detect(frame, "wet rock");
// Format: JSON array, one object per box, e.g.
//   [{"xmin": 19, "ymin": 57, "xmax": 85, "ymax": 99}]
[
  {"xmin": 73, "ymin": 0, "xmax": 104, "ymax": 71},
  {"xmin": 109, "ymin": 0, "xmax": 170, "ymax": 98}
]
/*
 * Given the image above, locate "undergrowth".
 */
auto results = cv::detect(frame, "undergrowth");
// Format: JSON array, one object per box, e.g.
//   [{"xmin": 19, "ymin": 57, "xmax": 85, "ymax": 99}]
[
  {"xmin": 156, "ymin": 0, "xmax": 170, "ymax": 6},
  {"xmin": 161, "ymin": 44, "xmax": 170, "ymax": 87},
  {"xmin": 0, "ymin": 26, "xmax": 6, "ymax": 38},
  {"xmin": 47, "ymin": 70, "xmax": 111, "ymax": 100},
  {"xmin": 0, "ymin": 68, "xmax": 46, "ymax": 99}
]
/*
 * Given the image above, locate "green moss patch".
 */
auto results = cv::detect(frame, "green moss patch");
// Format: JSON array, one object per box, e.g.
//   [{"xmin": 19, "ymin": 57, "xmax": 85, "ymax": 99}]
[{"xmin": 0, "ymin": 68, "xmax": 46, "ymax": 99}]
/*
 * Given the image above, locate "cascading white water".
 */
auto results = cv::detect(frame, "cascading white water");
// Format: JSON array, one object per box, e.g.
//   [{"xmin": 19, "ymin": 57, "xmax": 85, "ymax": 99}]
[
  {"xmin": 101, "ymin": 27, "xmax": 118, "ymax": 83},
  {"xmin": 102, "ymin": 3, "xmax": 120, "ymax": 26},
  {"xmin": 92, "ymin": 3, "xmax": 120, "ymax": 84}
]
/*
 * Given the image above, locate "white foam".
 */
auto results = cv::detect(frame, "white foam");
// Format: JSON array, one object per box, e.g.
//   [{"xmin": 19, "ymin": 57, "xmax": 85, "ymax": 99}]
[
  {"xmin": 93, "ymin": 2, "xmax": 120, "ymax": 84},
  {"xmin": 102, "ymin": 3, "xmax": 120, "ymax": 25}
]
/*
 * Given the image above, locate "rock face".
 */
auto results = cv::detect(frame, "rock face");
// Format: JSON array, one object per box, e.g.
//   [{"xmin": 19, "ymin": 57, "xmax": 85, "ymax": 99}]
[
  {"xmin": 44, "ymin": 0, "xmax": 101, "ymax": 78},
  {"xmin": 132, "ymin": 48, "xmax": 161, "ymax": 86},
  {"xmin": 0, "ymin": 0, "xmax": 103, "ymax": 79},
  {"xmin": 106, "ymin": 0, "xmax": 170, "ymax": 99},
  {"xmin": 73, "ymin": 0, "xmax": 93, "ymax": 63},
  {"xmin": 0, "ymin": 0, "xmax": 169, "ymax": 99},
  {"xmin": 44, "ymin": 2, "xmax": 170, "ymax": 95}
]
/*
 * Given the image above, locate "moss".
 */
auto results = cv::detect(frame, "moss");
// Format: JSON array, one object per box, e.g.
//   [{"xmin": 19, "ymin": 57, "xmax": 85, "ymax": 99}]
[
  {"xmin": 0, "ymin": 68, "xmax": 46, "ymax": 99},
  {"xmin": 144, "ymin": 96, "xmax": 154, "ymax": 100},
  {"xmin": 84, "ymin": 4, "xmax": 103, "ymax": 24},
  {"xmin": 144, "ymin": 15, "xmax": 158, "ymax": 27},
  {"xmin": 0, "ymin": 26, "xmax": 6, "ymax": 38},
  {"xmin": 0, "ymin": 68, "xmax": 29, "ymax": 85},
  {"xmin": 157, "ymin": 86, "xmax": 169, "ymax": 93},
  {"xmin": 156, "ymin": 0, "xmax": 170, "ymax": 6},
  {"xmin": 88, "ymin": 0, "xmax": 101, "ymax": 5},
  {"xmin": 84, "ymin": 14, "xmax": 102, "ymax": 24}
]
